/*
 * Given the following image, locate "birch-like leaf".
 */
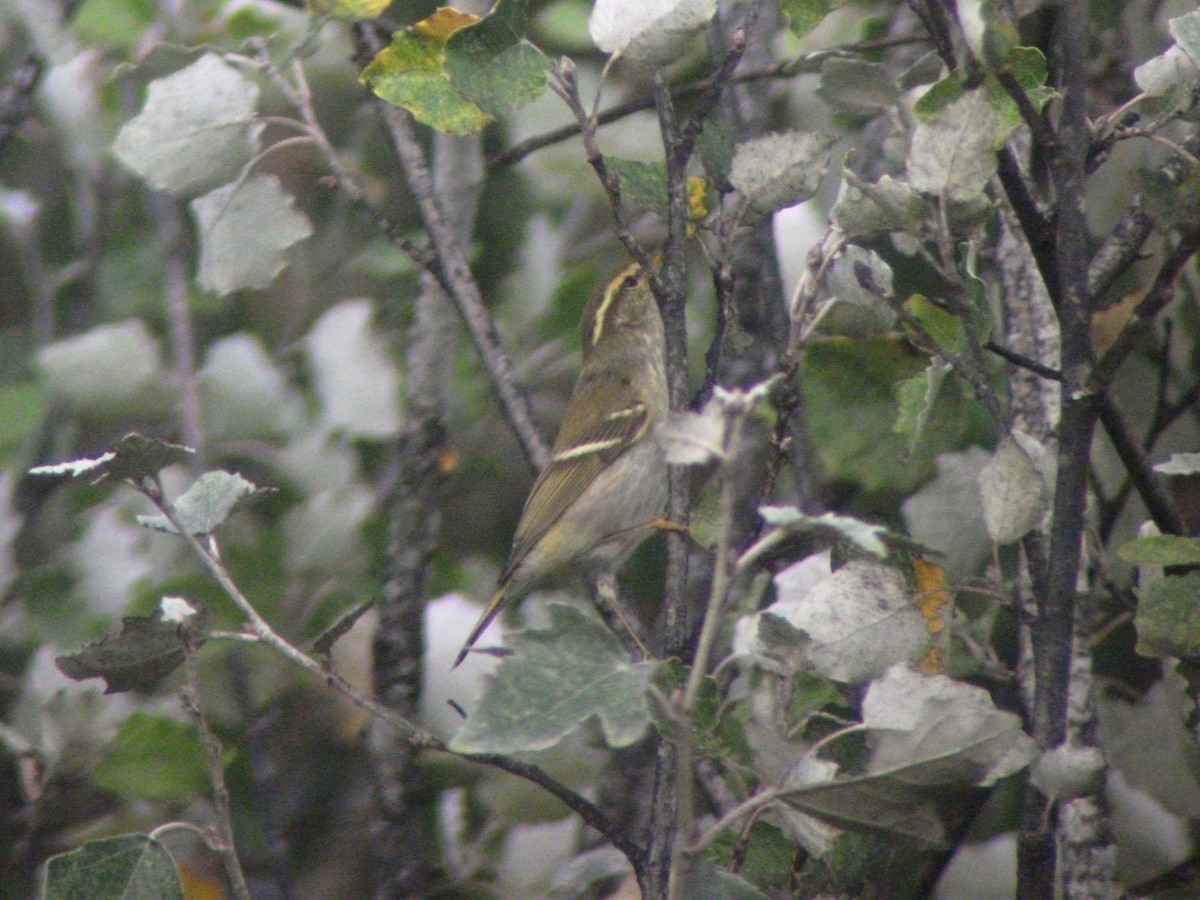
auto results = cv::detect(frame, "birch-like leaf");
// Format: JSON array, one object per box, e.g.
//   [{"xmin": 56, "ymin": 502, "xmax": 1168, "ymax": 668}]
[
  {"xmin": 450, "ymin": 603, "xmax": 655, "ymax": 753},
  {"xmin": 908, "ymin": 88, "xmax": 1000, "ymax": 202},
  {"xmin": 191, "ymin": 174, "xmax": 312, "ymax": 295},
  {"xmin": 862, "ymin": 665, "xmax": 1036, "ymax": 786},
  {"xmin": 112, "ymin": 53, "xmax": 260, "ymax": 197},
  {"xmin": 729, "ymin": 132, "xmax": 837, "ymax": 215},
  {"xmin": 770, "ymin": 559, "xmax": 928, "ymax": 684},
  {"xmin": 42, "ymin": 835, "xmax": 182, "ymax": 900},
  {"xmin": 137, "ymin": 470, "xmax": 267, "ymax": 536},
  {"xmin": 589, "ymin": 0, "xmax": 716, "ymax": 70},
  {"xmin": 978, "ymin": 432, "xmax": 1050, "ymax": 544}
]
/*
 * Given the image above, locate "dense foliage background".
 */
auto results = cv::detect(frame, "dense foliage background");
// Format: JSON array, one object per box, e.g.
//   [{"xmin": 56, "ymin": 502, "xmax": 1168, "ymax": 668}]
[{"xmin": 3, "ymin": 0, "xmax": 1200, "ymax": 897}]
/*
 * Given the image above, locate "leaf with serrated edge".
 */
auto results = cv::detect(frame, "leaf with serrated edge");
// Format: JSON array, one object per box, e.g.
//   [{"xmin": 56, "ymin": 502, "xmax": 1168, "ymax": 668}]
[
  {"xmin": 730, "ymin": 132, "xmax": 837, "ymax": 216},
  {"xmin": 112, "ymin": 53, "xmax": 260, "ymax": 198},
  {"xmin": 192, "ymin": 174, "xmax": 312, "ymax": 295},
  {"xmin": 449, "ymin": 603, "xmax": 654, "ymax": 754},
  {"xmin": 137, "ymin": 470, "xmax": 265, "ymax": 535},
  {"xmin": 863, "ymin": 665, "xmax": 1036, "ymax": 786},
  {"xmin": 42, "ymin": 835, "xmax": 182, "ymax": 900}
]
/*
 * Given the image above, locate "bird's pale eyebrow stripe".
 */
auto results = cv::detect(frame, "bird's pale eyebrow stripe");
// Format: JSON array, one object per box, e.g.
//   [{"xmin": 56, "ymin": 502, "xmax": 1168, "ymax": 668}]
[
  {"xmin": 553, "ymin": 437, "xmax": 626, "ymax": 461},
  {"xmin": 591, "ymin": 263, "xmax": 641, "ymax": 346}
]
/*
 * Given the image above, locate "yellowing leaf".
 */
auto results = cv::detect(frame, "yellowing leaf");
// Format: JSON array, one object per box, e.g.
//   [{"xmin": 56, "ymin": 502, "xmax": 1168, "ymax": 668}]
[
  {"xmin": 918, "ymin": 645, "xmax": 944, "ymax": 675},
  {"xmin": 311, "ymin": 0, "xmax": 393, "ymax": 20},
  {"xmin": 1090, "ymin": 289, "xmax": 1142, "ymax": 358},
  {"xmin": 414, "ymin": 7, "xmax": 479, "ymax": 38},
  {"xmin": 912, "ymin": 557, "xmax": 949, "ymax": 634},
  {"xmin": 361, "ymin": 0, "xmax": 548, "ymax": 134},
  {"xmin": 686, "ymin": 175, "xmax": 708, "ymax": 220}
]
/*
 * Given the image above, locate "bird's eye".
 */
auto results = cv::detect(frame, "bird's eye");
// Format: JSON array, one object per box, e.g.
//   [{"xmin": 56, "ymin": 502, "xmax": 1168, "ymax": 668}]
[{"xmin": 621, "ymin": 274, "xmax": 638, "ymax": 290}]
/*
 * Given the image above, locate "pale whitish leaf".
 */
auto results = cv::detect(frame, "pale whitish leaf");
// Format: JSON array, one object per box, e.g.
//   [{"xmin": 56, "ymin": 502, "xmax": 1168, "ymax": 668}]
[
  {"xmin": 831, "ymin": 170, "xmax": 926, "ymax": 237},
  {"xmin": 112, "ymin": 53, "xmax": 260, "ymax": 198},
  {"xmin": 659, "ymin": 402, "xmax": 726, "ymax": 464},
  {"xmin": 978, "ymin": 432, "xmax": 1049, "ymax": 544},
  {"xmin": 759, "ymin": 506, "xmax": 890, "ymax": 557},
  {"xmin": 30, "ymin": 433, "xmax": 194, "ymax": 483},
  {"xmin": 908, "ymin": 88, "xmax": 1000, "ymax": 202},
  {"xmin": 771, "ymin": 559, "xmax": 927, "ymax": 684},
  {"xmin": 729, "ymin": 132, "xmax": 837, "ymax": 215},
  {"xmin": 1097, "ymin": 664, "xmax": 1200, "ymax": 819},
  {"xmin": 159, "ymin": 596, "xmax": 199, "ymax": 625},
  {"xmin": 548, "ymin": 847, "xmax": 632, "ymax": 900},
  {"xmin": 42, "ymin": 835, "xmax": 182, "ymax": 900},
  {"xmin": 450, "ymin": 603, "xmax": 654, "ymax": 753},
  {"xmin": 1030, "ymin": 745, "xmax": 1105, "ymax": 801},
  {"xmin": 137, "ymin": 470, "xmax": 264, "ymax": 535},
  {"xmin": 1171, "ymin": 10, "xmax": 1200, "ymax": 68},
  {"xmin": 733, "ymin": 553, "xmax": 830, "ymax": 672},
  {"xmin": 824, "ymin": 244, "xmax": 896, "ymax": 332},
  {"xmin": 589, "ymin": 0, "xmax": 716, "ymax": 71},
  {"xmin": 191, "ymin": 174, "xmax": 312, "ymax": 295},
  {"xmin": 197, "ymin": 334, "xmax": 305, "ymax": 442},
  {"xmin": 902, "ymin": 448, "xmax": 992, "ymax": 579},
  {"xmin": 305, "ymin": 301, "xmax": 403, "ymax": 438},
  {"xmin": 36, "ymin": 320, "xmax": 170, "ymax": 418},
  {"xmin": 862, "ymin": 665, "xmax": 1036, "ymax": 786},
  {"xmin": 1155, "ymin": 452, "xmax": 1200, "ymax": 476},
  {"xmin": 1133, "ymin": 45, "xmax": 1200, "ymax": 100}
]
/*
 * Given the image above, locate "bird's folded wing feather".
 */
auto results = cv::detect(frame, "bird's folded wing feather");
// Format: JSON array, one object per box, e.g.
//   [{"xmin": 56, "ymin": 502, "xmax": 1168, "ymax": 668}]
[{"xmin": 505, "ymin": 392, "xmax": 650, "ymax": 572}]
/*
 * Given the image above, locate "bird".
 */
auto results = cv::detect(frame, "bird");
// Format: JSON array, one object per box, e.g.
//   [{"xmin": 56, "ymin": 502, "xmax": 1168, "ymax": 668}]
[{"xmin": 454, "ymin": 261, "xmax": 669, "ymax": 668}]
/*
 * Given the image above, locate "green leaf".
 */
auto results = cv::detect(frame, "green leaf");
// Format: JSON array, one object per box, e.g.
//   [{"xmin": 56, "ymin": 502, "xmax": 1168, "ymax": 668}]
[
  {"xmin": 42, "ymin": 834, "xmax": 182, "ymax": 900},
  {"xmin": 361, "ymin": 9, "xmax": 490, "ymax": 134},
  {"xmin": 0, "ymin": 380, "xmax": 47, "ymax": 462},
  {"xmin": 137, "ymin": 470, "xmax": 269, "ymax": 536},
  {"xmin": 607, "ymin": 157, "xmax": 670, "ymax": 215},
  {"xmin": 449, "ymin": 603, "xmax": 654, "ymax": 753},
  {"xmin": 70, "ymin": 0, "xmax": 156, "ymax": 52},
  {"xmin": 799, "ymin": 337, "xmax": 989, "ymax": 495},
  {"xmin": 95, "ymin": 713, "xmax": 212, "ymax": 802},
  {"xmin": 779, "ymin": 0, "xmax": 845, "ymax": 39},
  {"xmin": 311, "ymin": 0, "xmax": 392, "ymax": 20},
  {"xmin": 363, "ymin": 0, "xmax": 549, "ymax": 134},
  {"xmin": 444, "ymin": 0, "xmax": 551, "ymax": 118},
  {"xmin": 30, "ymin": 433, "xmax": 194, "ymax": 484},
  {"xmin": 1119, "ymin": 535, "xmax": 1200, "ymax": 567},
  {"xmin": 1135, "ymin": 572, "xmax": 1200, "ymax": 658},
  {"xmin": 892, "ymin": 358, "xmax": 950, "ymax": 452},
  {"xmin": 112, "ymin": 53, "xmax": 261, "ymax": 197},
  {"xmin": 818, "ymin": 58, "xmax": 898, "ymax": 117},
  {"xmin": 54, "ymin": 606, "xmax": 205, "ymax": 693},
  {"xmin": 191, "ymin": 174, "xmax": 313, "ymax": 295}
]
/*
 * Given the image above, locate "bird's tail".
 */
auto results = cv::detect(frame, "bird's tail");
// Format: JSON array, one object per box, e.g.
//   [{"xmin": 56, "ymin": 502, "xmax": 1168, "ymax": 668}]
[{"xmin": 453, "ymin": 584, "xmax": 508, "ymax": 669}]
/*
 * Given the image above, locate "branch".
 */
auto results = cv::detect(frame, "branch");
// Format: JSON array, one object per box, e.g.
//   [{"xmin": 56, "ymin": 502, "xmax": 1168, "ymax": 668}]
[
  {"xmin": 1093, "ymin": 231, "xmax": 1200, "ymax": 388},
  {"xmin": 1097, "ymin": 395, "xmax": 1184, "ymax": 536},
  {"xmin": 374, "ymin": 101, "xmax": 551, "ymax": 473},
  {"xmin": 139, "ymin": 480, "xmax": 642, "ymax": 874}
]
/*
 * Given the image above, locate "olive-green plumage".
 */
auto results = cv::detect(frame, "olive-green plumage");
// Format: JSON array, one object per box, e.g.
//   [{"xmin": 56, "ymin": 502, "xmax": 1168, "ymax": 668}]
[{"xmin": 454, "ymin": 263, "xmax": 668, "ymax": 668}]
